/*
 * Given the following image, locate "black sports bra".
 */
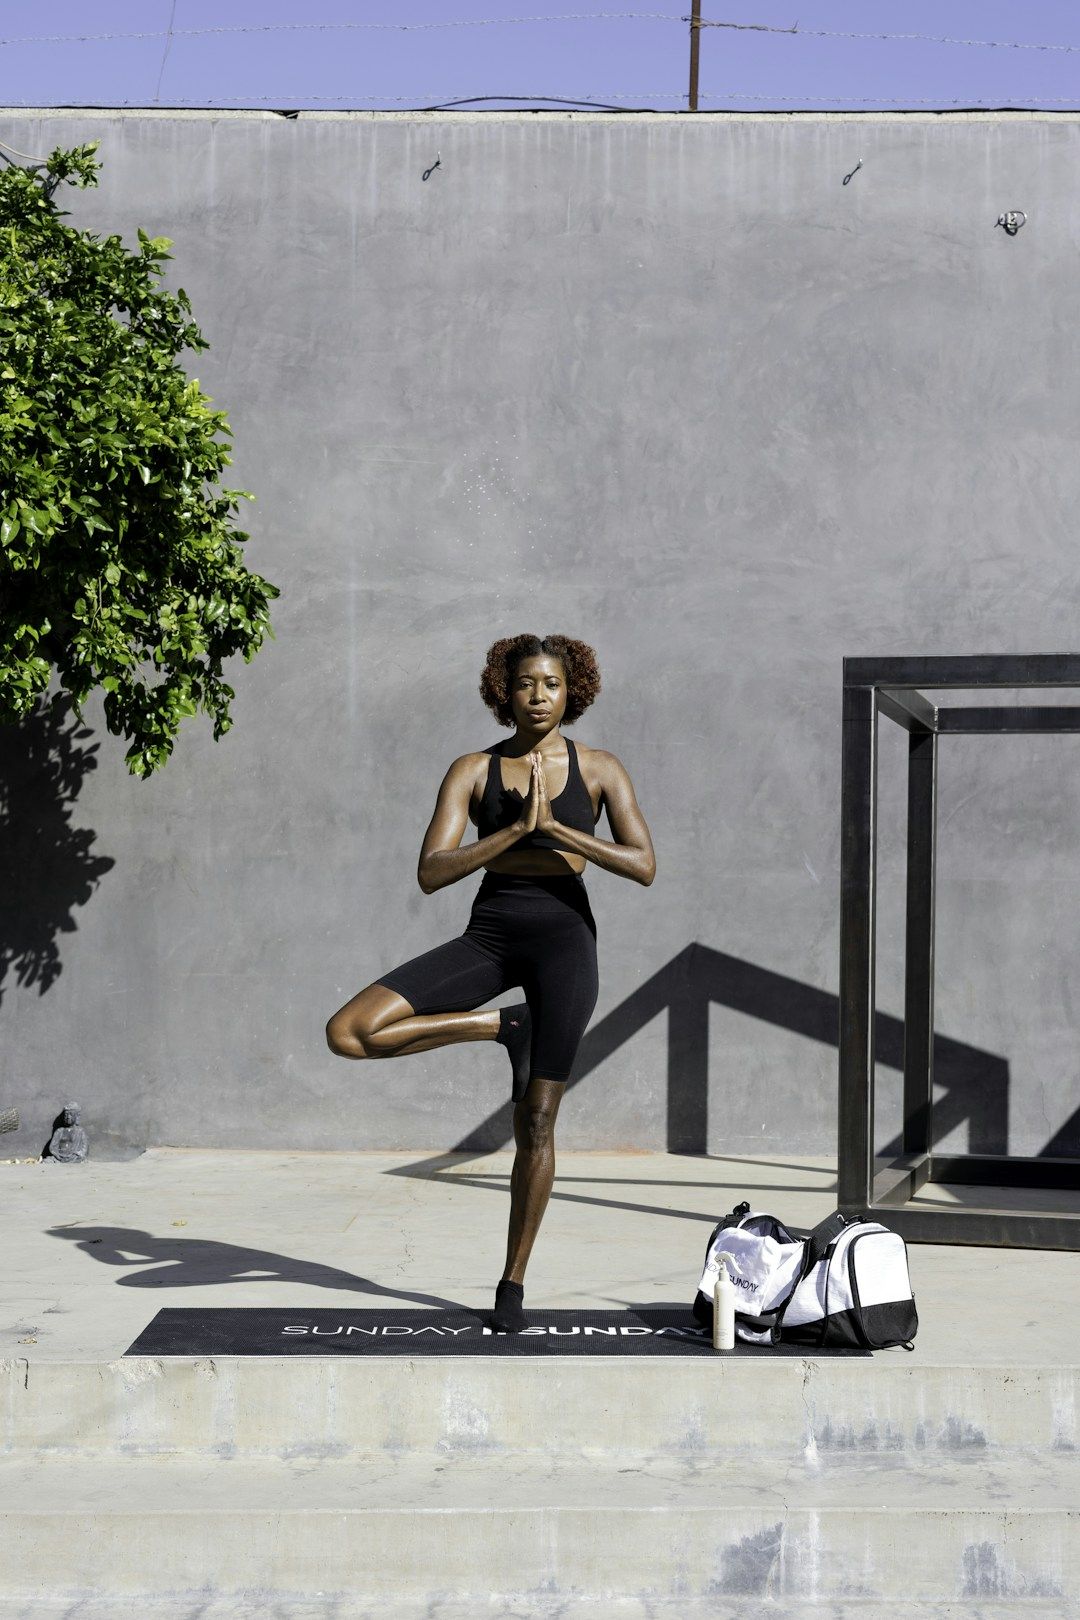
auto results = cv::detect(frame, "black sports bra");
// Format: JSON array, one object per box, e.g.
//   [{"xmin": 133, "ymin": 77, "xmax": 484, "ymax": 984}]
[{"xmin": 475, "ymin": 737, "xmax": 598, "ymax": 850}]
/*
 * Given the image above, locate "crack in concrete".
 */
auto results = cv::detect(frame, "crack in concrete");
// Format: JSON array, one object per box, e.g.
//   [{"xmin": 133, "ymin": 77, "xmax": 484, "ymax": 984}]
[{"xmin": 799, "ymin": 1358, "xmax": 820, "ymax": 1469}]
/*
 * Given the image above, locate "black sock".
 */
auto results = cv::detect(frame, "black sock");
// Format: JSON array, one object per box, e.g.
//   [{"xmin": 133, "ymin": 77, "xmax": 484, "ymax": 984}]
[
  {"xmin": 492, "ymin": 1278, "xmax": 526, "ymax": 1332},
  {"xmin": 495, "ymin": 1002, "xmax": 532, "ymax": 1103}
]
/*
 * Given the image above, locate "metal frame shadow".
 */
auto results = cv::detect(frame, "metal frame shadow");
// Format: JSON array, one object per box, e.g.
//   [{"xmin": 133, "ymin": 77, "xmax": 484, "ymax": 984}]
[{"xmin": 840, "ymin": 653, "xmax": 1080, "ymax": 1250}]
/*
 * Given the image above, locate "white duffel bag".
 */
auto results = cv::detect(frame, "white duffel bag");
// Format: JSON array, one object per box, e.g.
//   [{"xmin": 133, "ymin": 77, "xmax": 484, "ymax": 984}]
[{"xmin": 692, "ymin": 1200, "xmax": 918, "ymax": 1351}]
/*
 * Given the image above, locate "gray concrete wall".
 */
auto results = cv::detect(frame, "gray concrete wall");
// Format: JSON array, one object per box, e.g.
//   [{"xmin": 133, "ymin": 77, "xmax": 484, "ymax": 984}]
[{"xmin": 3, "ymin": 109, "xmax": 1080, "ymax": 1160}]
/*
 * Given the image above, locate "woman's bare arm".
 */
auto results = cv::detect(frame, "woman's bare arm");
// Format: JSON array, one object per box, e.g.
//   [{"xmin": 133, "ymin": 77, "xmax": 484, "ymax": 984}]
[
  {"xmin": 417, "ymin": 755, "xmax": 525, "ymax": 893},
  {"xmin": 537, "ymin": 750, "xmax": 655, "ymax": 885}
]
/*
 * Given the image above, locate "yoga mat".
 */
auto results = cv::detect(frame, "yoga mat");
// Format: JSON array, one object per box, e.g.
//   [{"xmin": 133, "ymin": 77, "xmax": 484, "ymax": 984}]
[{"xmin": 124, "ymin": 1305, "xmax": 873, "ymax": 1357}]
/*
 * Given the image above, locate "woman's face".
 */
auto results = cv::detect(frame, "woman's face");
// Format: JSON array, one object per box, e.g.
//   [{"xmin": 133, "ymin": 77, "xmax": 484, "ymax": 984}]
[{"xmin": 510, "ymin": 655, "xmax": 567, "ymax": 735}]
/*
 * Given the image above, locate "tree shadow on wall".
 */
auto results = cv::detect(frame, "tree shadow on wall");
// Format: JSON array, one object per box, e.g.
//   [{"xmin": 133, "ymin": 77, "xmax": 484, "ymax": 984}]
[
  {"xmin": 388, "ymin": 941, "xmax": 1080, "ymax": 1173},
  {"xmin": 0, "ymin": 694, "xmax": 114, "ymax": 1008}
]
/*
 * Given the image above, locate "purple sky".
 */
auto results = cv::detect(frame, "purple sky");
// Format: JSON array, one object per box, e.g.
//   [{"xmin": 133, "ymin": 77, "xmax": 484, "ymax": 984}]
[{"xmin": 0, "ymin": 1, "xmax": 1077, "ymax": 111}]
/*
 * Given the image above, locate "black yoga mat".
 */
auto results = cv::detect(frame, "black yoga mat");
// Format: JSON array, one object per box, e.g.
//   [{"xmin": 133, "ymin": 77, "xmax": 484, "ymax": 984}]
[{"xmin": 124, "ymin": 1305, "xmax": 872, "ymax": 1357}]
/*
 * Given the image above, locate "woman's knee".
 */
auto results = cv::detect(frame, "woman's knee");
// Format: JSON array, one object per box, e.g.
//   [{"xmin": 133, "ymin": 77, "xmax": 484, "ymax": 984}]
[
  {"xmin": 325, "ymin": 1015, "xmax": 371, "ymax": 1058},
  {"xmin": 514, "ymin": 1092, "xmax": 562, "ymax": 1150},
  {"xmin": 326, "ymin": 1018, "xmax": 404, "ymax": 1058},
  {"xmin": 358, "ymin": 1024, "xmax": 405, "ymax": 1057},
  {"xmin": 326, "ymin": 985, "xmax": 415, "ymax": 1058}
]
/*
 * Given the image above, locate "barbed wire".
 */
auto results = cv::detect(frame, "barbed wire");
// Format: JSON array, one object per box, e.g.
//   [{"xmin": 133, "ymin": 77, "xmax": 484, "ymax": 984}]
[
  {"xmin": 694, "ymin": 18, "xmax": 1080, "ymax": 52},
  {"xmin": 0, "ymin": 15, "xmax": 675, "ymax": 46},
  {"xmin": 1, "ymin": 14, "xmax": 1080, "ymax": 53},
  {"xmin": 3, "ymin": 92, "xmax": 1075, "ymax": 107}
]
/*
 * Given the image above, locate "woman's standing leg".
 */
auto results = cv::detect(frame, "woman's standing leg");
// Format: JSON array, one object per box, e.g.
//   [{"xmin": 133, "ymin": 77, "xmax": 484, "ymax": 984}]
[
  {"xmin": 501, "ymin": 1077, "xmax": 566, "ymax": 1284},
  {"xmin": 493, "ymin": 900, "xmax": 599, "ymax": 1328}
]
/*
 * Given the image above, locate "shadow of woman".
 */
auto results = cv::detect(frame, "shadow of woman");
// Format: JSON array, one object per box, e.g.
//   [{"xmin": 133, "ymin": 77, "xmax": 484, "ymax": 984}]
[{"xmin": 46, "ymin": 1223, "xmax": 470, "ymax": 1312}]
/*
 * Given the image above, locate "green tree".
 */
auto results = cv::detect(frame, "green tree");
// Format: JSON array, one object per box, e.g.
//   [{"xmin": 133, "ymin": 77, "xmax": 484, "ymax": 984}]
[{"xmin": 0, "ymin": 141, "xmax": 280, "ymax": 776}]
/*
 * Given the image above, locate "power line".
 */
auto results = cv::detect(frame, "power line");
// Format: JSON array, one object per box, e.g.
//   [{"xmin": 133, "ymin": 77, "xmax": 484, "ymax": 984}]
[
  {"xmin": 0, "ymin": 135, "xmax": 48, "ymax": 160},
  {"xmin": 697, "ymin": 91, "xmax": 1079, "ymax": 102},
  {"xmin": 0, "ymin": 134, "xmax": 49, "ymax": 161},
  {"xmin": 2, "ymin": 14, "xmax": 1080, "ymax": 53},
  {"xmin": 153, "ymin": 0, "xmax": 177, "ymax": 104},
  {"xmin": 424, "ymin": 93, "xmax": 656, "ymax": 109},
  {"xmin": 420, "ymin": 92, "xmax": 1080, "ymax": 106}
]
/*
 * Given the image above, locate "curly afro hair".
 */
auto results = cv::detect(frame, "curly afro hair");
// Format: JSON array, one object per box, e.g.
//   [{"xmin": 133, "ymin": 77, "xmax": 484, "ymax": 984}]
[{"xmin": 479, "ymin": 633, "xmax": 601, "ymax": 729}]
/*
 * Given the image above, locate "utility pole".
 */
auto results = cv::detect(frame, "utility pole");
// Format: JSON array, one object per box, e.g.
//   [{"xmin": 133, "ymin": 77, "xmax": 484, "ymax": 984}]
[{"xmin": 688, "ymin": 0, "xmax": 701, "ymax": 111}]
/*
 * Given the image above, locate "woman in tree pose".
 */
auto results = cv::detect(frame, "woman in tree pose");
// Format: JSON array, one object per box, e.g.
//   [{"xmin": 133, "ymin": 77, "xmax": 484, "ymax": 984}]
[{"xmin": 325, "ymin": 633, "xmax": 655, "ymax": 1331}]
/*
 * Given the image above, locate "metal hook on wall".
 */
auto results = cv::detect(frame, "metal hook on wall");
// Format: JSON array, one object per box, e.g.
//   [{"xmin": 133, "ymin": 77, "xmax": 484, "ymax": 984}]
[
  {"xmin": 842, "ymin": 158, "xmax": 862, "ymax": 186},
  {"xmin": 422, "ymin": 152, "xmax": 442, "ymax": 182},
  {"xmin": 996, "ymin": 210, "xmax": 1026, "ymax": 235}
]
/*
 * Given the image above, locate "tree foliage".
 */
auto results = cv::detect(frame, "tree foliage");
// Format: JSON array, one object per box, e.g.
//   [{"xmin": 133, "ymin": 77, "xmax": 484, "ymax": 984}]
[{"xmin": 0, "ymin": 142, "xmax": 280, "ymax": 776}]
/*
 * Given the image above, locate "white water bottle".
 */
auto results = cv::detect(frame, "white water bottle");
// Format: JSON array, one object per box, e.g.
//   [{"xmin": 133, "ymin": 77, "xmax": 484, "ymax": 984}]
[{"xmin": 713, "ymin": 1252, "xmax": 736, "ymax": 1351}]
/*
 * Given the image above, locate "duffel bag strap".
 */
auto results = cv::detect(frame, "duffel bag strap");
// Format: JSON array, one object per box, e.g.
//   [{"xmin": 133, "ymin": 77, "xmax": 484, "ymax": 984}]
[
  {"xmin": 805, "ymin": 1209, "xmax": 851, "ymax": 1269},
  {"xmin": 768, "ymin": 1209, "xmax": 852, "ymax": 1346}
]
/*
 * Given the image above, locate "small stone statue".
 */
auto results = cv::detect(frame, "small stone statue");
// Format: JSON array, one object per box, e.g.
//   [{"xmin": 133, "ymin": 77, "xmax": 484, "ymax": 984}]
[{"xmin": 47, "ymin": 1104, "xmax": 88, "ymax": 1163}]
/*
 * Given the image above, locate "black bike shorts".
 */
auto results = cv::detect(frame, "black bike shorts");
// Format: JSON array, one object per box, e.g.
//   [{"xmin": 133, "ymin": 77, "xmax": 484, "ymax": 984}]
[{"xmin": 375, "ymin": 870, "xmax": 599, "ymax": 1084}]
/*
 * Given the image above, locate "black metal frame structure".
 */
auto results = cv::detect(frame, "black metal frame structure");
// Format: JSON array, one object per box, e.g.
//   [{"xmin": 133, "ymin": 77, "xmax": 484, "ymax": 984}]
[{"xmin": 839, "ymin": 654, "xmax": 1080, "ymax": 1249}]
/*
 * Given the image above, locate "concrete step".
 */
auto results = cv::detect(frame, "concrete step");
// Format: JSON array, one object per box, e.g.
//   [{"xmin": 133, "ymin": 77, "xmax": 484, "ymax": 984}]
[
  {"xmin": 0, "ymin": 1450, "xmax": 1076, "ymax": 1606},
  {"xmin": 4, "ymin": 1356, "xmax": 1078, "ymax": 1458},
  {"xmin": 0, "ymin": 1604, "xmax": 1075, "ymax": 1620},
  {"xmin": 5, "ymin": 1153, "xmax": 1078, "ymax": 1613},
  {"xmin": 0, "ymin": 1605, "xmax": 1076, "ymax": 1620}
]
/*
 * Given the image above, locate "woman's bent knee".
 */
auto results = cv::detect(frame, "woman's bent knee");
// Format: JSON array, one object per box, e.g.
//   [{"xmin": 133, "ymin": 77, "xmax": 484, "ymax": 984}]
[
  {"xmin": 326, "ymin": 985, "xmax": 415, "ymax": 1058},
  {"xmin": 325, "ymin": 1016, "xmax": 370, "ymax": 1058}
]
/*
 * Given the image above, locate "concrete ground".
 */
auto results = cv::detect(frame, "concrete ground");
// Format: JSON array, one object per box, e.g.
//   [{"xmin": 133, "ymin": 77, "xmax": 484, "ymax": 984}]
[
  {"xmin": 2, "ymin": 1146, "xmax": 1079, "ymax": 1365},
  {"xmin": 3, "ymin": 1149, "xmax": 1080, "ymax": 1615}
]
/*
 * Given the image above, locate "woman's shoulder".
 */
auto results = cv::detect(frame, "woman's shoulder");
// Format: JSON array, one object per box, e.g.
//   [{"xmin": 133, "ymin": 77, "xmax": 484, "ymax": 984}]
[
  {"xmin": 452, "ymin": 741, "xmax": 501, "ymax": 763},
  {"xmin": 571, "ymin": 738, "xmax": 618, "ymax": 792},
  {"xmin": 573, "ymin": 738, "xmax": 619, "ymax": 768},
  {"xmin": 442, "ymin": 749, "xmax": 497, "ymax": 790},
  {"xmin": 573, "ymin": 741, "xmax": 637, "ymax": 798}
]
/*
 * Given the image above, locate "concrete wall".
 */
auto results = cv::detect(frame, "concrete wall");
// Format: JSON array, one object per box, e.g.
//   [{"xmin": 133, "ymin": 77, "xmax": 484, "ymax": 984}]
[{"xmin": 3, "ymin": 109, "xmax": 1080, "ymax": 1160}]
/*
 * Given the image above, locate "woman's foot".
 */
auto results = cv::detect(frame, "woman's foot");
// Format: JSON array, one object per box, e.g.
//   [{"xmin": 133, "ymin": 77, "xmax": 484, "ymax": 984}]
[
  {"xmin": 492, "ymin": 1278, "xmax": 526, "ymax": 1332},
  {"xmin": 495, "ymin": 1003, "xmax": 533, "ymax": 1103}
]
